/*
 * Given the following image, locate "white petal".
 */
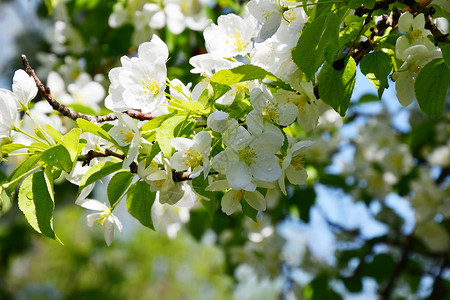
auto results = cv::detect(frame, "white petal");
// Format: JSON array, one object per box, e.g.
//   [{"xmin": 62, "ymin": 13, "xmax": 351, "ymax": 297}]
[
  {"xmin": 395, "ymin": 73, "xmax": 415, "ymax": 106},
  {"xmin": 138, "ymin": 34, "xmax": 169, "ymax": 62},
  {"xmin": 221, "ymin": 190, "xmax": 240, "ymax": 215},
  {"xmin": 12, "ymin": 69, "xmax": 37, "ymax": 104},
  {"xmin": 398, "ymin": 12, "xmax": 413, "ymax": 33},
  {"xmin": 277, "ymin": 103, "xmax": 299, "ymax": 126},
  {"xmin": 171, "ymin": 137, "xmax": 195, "ymax": 151},
  {"xmin": 286, "ymin": 166, "xmax": 308, "ymax": 185},
  {"xmin": 251, "ymin": 153, "xmax": 282, "ymax": 182},
  {"xmin": 245, "ymin": 190, "xmax": 266, "ymax": 211},
  {"xmin": 80, "ymin": 199, "xmax": 108, "ymax": 211},
  {"xmin": 75, "ymin": 183, "xmax": 95, "ymax": 205},
  {"xmin": 170, "ymin": 151, "xmax": 190, "ymax": 171},
  {"xmin": 227, "ymin": 161, "xmax": 252, "ymax": 190},
  {"xmin": 104, "ymin": 219, "xmax": 115, "ymax": 246},
  {"xmin": 86, "ymin": 213, "xmax": 103, "ymax": 227}
]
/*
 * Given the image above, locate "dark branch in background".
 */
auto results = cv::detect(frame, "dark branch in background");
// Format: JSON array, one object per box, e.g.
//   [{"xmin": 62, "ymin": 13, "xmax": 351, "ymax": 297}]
[
  {"xmin": 426, "ymin": 257, "xmax": 449, "ymax": 300},
  {"xmin": 21, "ymin": 55, "xmax": 157, "ymax": 122}
]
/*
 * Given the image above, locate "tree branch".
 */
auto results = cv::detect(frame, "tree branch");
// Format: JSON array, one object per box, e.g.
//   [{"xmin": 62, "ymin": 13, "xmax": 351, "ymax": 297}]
[{"xmin": 21, "ymin": 54, "xmax": 157, "ymax": 122}]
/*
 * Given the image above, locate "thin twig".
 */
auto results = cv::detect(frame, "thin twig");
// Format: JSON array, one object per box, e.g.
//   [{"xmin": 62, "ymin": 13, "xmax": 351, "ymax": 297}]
[{"xmin": 21, "ymin": 54, "xmax": 157, "ymax": 122}]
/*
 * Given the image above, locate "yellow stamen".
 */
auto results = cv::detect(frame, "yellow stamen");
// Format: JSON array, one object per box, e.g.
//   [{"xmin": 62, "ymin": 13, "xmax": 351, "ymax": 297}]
[{"xmin": 238, "ymin": 147, "xmax": 257, "ymax": 165}]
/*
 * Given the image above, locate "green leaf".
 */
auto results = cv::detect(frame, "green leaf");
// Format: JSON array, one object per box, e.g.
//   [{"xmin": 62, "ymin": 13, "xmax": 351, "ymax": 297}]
[
  {"xmin": 126, "ymin": 180, "xmax": 156, "ymax": 230},
  {"xmin": 107, "ymin": 171, "xmax": 134, "ymax": 207},
  {"xmin": 441, "ymin": 43, "xmax": 450, "ymax": 68},
  {"xmin": 415, "ymin": 58, "xmax": 450, "ymax": 119},
  {"xmin": 41, "ymin": 144, "xmax": 73, "ymax": 173},
  {"xmin": 348, "ymin": 0, "xmax": 375, "ymax": 9},
  {"xmin": 1, "ymin": 143, "xmax": 28, "ymax": 155},
  {"xmin": 155, "ymin": 115, "xmax": 188, "ymax": 158},
  {"xmin": 210, "ymin": 64, "xmax": 275, "ymax": 86},
  {"xmin": 167, "ymin": 98, "xmax": 205, "ymax": 114},
  {"xmin": 62, "ymin": 128, "xmax": 82, "ymax": 161},
  {"xmin": 79, "ymin": 161, "xmax": 122, "ymax": 191},
  {"xmin": 318, "ymin": 57, "xmax": 356, "ymax": 116},
  {"xmin": 241, "ymin": 199, "xmax": 258, "ymax": 222},
  {"xmin": 45, "ymin": 124, "xmax": 63, "ymax": 144},
  {"xmin": 18, "ymin": 171, "xmax": 57, "ymax": 240},
  {"xmin": 360, "ymin": 51, "xmax": 392, "ymax": 98},
  {"xmin": 192, "ymin": 176, "xmax": 219, "ymax": 220},
  {"xmin": 292, "ymin": 13, "xmax": 340, "ymax": 82},
  {"xmin": 76, "ymin": 118, "xmax": 120, "ymax": 149},
  {"xmin": 0, "ymin": 188, "xmax": 12, "ymax": 216},
  {"xmin": 140, "ymin": 113, "xmax": 174, "ymax": 132},
  {"xmin": 7, "ymin": 154, "xmax": 42, "ymax": 194}
]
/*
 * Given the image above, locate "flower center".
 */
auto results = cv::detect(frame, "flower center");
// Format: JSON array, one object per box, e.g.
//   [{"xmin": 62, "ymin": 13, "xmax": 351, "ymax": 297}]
[
  {"xmin": 291, "ymin": 155, "xmax": 305, "ymax": 171},
  {"xmin": 233, "ymin": 189, "xmax": 247, "ymax": 201},
  {"xmin": 238, "ymin": 147, "xmax": 257, "ymax": 165},
  {"xmin": 287, "ymin": 94, "xmax": 308, "ymax": 114},
  {"xmin": 183, "ymin": 150, "xmax": 203, "ymax": 168},
  {"xmin": 141, "ymin": 75, "xmax": 160, "ymax": 96},
  {"xmin": 282, "ymin": 10, "xmax": 297, "ymax": 25},
  {"xmin": 263, "ymin": 102, "xmax": 280, "ymax": 123},
  {"xmin": 228, "ymin": 29, "xmax": 246, "ymax": 52},
  {"xmin": 120, "ymin": 129, "xmax": 135, "ymax": 144}
]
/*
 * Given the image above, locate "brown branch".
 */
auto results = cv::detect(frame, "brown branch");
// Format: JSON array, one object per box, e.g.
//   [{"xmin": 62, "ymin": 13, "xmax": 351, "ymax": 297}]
[
  {"xmin": 21, "ymin": 54, "xmax": 158, "ymax": 123},
  {"xmin": 79, "ymin": 149, "xmax": 138, "ymax": 173}
]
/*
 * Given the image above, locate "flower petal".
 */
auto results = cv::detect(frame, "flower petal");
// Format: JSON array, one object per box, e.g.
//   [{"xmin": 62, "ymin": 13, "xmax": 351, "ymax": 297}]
[{"xmin": 245, "ymin": 190, "xmax": 266, "ymax": 211}]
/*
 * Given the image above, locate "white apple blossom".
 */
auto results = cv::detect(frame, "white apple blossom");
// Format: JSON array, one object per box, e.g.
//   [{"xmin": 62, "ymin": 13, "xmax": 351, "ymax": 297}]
[
  {"xmin": 273, "ymin": 81, "xmax": 319, "ymax": 132},
  {"xmin": 109, "ymin": 113, "xmax": 142, "ymax": 168},
  {"xmin": 205, "ymin": 179, "xmax": 266, "ymax": 215},
  {"xmin": 105, "ymin": 34, "xmax": 168, "ymax": 114},
  {"xmin": 12, "ymin": 69, "xmax": 38, "ymax": 106},
  {"xmin": 396, "ymin": 12, "xmax": 435, "ymax": 60},
  {"xmin": 76, "ymin": 197, "xmax": 123, "ymax": 246},
  {"xmin": 278, "ymin": 140, "xmax": 314, "ymax": 195},
  {"xmin": 212, "ymin": 122, "xmax": 283, "ymax": 191},
  {"xmin": 392, "ymin": 44, "xmax": 442, "ymax": 106},
  {"xmin": 0, "ymin": 90, "xmax": 19, "ymax": 139},
  {"xmin": 169, "ymin": 130, "xmax": 212, "ymax": 178},
  {"xmin": 203, "ymin": 14, "xmax": 257, "ymax": 58},
  {"xmin": 207, "ymin": 110, "xmax": 229, "ymax": 133},
  {"xmin": 246, "ymin": 85, "xmax": 298, "ymax": 135}
]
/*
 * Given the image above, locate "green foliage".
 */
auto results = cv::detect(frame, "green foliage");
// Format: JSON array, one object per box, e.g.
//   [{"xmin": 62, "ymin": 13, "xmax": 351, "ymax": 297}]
[
  {"xmin": 40, "ymin": 144, "xmax": 73, "ymax": 173},
  {"xmin": 293, "ymin": 13, "xmax": 339, "ymax": 82},
  {"xmin": 76, "ymin": 118, "xmax": 120, "ymax": 149},
  {"xmin": 241, "ymin": 199, "xmax": 258, "ymax": 222},
  {"xmin": 360, "ymin": 51, "xmax": 393, "ymax": 98},
  {"xmin": 318, "ymin": 57, "xmax": 356, "ymax": 116},
  {"xmin": 155, "ymin": 115, "xmax": 191, "ymax": 157},
  {"xmin": 415, "ymin": 58, "xmax": 450, "ymax": 119},
  {"xmin": 107, "ymin": 170, "xmax": 134, "ymax": 207},
  {"xmin": 78, "ymin": 161, "xmax": 122, "ymax": 191},
  {"xmin": 211, "ymin": 65, "xmax": 276, "ymax": 85},
  {"xmin": 126, "ymin": 181, "xmax": 156, "ymax": 230},
  {"xmin": 18, "ymin": 170, "xmax": 58, "ymax": 241},
  {"xmin": 347, "ymin": 0, "xmax": 375, "ymax": 9}
]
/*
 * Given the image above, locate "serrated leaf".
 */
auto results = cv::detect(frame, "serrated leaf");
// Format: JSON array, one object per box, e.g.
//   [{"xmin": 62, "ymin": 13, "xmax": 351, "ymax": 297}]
[
  {"xmin": 140, "ymin": 113, "xmax": 174, "ymax": 132},
  {"xmin": 241, "ymin": 199, "xmax": 258, "ymax": 222},
  {"xmin": 18, "ymin": 171, "xmax": 57, "ymax": 240},
  {"xmin": 7, "ymin": 154, "xmax": 42, "ymax": 194},
  {"xmin": 293, "ymin": 13, "xmax": 339, "ymax": 82},
  {"xmin": 126, "ymin": 180, "xmax": 156, "ymax": 230},
  {"xmin": 318, "ymin": 57, "xmax": 356, "ymax": 116},
  {"xmin": 155, "ymin": 115, "xmax": 188, "ymax": 158},
  {"xmin": 62, "ymin": 128, "xmax": 82, "ymax": 161},
  {"xmin": 210, "ymin": 64, "xmax": 275, "ymax": 86},
  {"xmin": 415, "ymin": 58, "xmax": 450, "ymax": 119},
  {"xmin": 41, "ymin": 144, "xmax": 73, "ymax": 173},
  {"xmin": 78, "ymin": 161, "xmax": 122, "ymax": 191},
  {"xmin": 360, "ymin": 51, "xmax": 392, "ymax": 98},
  {"xmin": 107, "ymin": 171, "xmax": 134, "ymax": 206},
  {"xmin": 76, "ymin": 118, "xmax": 120, "ymax": 149},
  {"xmin": 45, "ymin": 124, "xmax": 63, "ymax": 143}
]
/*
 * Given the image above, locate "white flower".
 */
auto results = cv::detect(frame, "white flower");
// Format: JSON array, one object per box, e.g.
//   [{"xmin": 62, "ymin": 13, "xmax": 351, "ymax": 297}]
[
  {"xmin": 212, "ymin": 121, "xmax": 283, "ymax": 191},
  {"xmin": 247, "ymin": 0, "xmax": 283, "ymax": 42},
  {"xmin": 206, "ymin": 179, "xmax": 266, "ymax": 215},
  {"xmin": 12, "ymin": 69, "xmax": 38, "ymax": 106},
  {"xmin": 109, "ymin": 113, "xmax": 142, "ymax": 168},
  {"xmin": 278, "ymin": 140, "xmax": 313, "ymax": 195},
  {"xmin": 207, "ymin": 110, "xmax": 229, "ymax": 133},
  {"xmin": 246, "ymin": 85, "xmax": 298, "ymax": 135},
  {"xmin": 396, "ymin": 12, "xmax": 435, "ymax": 60},
  {"xmin": 0, "ymin": 90, "xmax": 19, "ymax": 139},
  {"xmin": 169, "ymin": 131, "xmax": 212, "ymax": 178},
  {"xmin": 203, "ymin": 14, "xmax": 257, "ymax": 58},
  {"xmin": 76, "ymin": 190, "xmax": 122, "ymax": 246},
  {"xmin": 273, "ymin": 81, "xmax": 319, "ymax": 132},
  {"xmin": 105, "ymin": 35, "xmax": 168, "ymax": 114},
  {"xmin": 392, "ymin": 44, "xmax": 442, "ymax": 106}
]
